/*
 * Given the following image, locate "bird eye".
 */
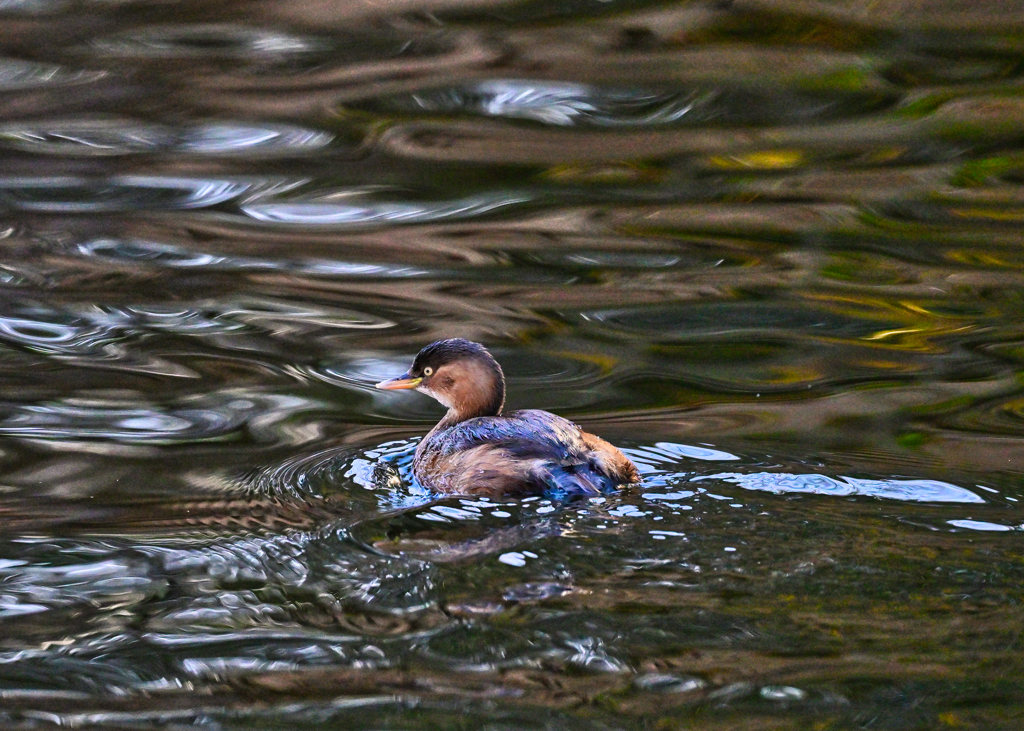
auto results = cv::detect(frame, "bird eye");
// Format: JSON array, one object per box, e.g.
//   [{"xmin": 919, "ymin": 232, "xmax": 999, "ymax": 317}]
[{"xmin": 422, "ymin": 366, "xmax": 434, "ymax": 376}]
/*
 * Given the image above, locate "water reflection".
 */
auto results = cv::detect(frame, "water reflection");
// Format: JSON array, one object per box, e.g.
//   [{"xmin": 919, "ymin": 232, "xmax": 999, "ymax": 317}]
[
  {"xmin": 181, "ymin": 123, "xmax": 333, "ymax": 154},
  {"xmin": 0, "ymin": 58, "xmax": 104, "ymax": 90},
  {"xmin": 0, "ymin": 176, "xmax": 261, "ymax": 212},
  {"xmin": 694, "ymin": 471, "xmax": 985, "ymax": 503},
  {"xmin": 0, "ymin": 119, "xmax": 170, "ymax": 155},
  {"xmin": 0, "ymin": 119, "xmax": 332, "ymax": 156},
  {"xmin": 364, "ymin": 80, "xmax": 897, "ymax": 127},
  {"xmin": 947, "ymin": 519, "xmax": 1018, "ymax": 531},
  {"xmin": 0, "ymin": 556, "xmax": 161, "ymax": 619},
  {"xmin": 91, "ymin": 25, "xmax": 329, "ymax": 60},
  {"xmin": 395, "ymin": 81, "xmax": 703, "ymax": 127},
  {"xmin": 0, "ymin": 391, "xmax": 318, "ymax": 444},
  {"xmin": 242, "ymin": 191, "xmax": 532, "ymax": 226},
  {"xmin": 76, "ymin": 238, "xmax": 425, "ymax": 278}
]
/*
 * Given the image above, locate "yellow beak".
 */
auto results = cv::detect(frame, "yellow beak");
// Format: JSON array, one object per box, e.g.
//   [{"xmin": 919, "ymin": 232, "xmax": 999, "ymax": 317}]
[{"xmin": 375, "ymin": 373, "xmax": 422, "ymax": 390}]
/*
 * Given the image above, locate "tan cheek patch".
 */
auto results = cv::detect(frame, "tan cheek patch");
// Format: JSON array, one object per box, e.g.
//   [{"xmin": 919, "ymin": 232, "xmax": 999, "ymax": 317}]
[
  {"xmin": 444, "ymin": 361, "xmax": 497, "ymax": 412},
  {"xmin": 420, "ymin": 363, "xmax": 469, "ymax": 410}
]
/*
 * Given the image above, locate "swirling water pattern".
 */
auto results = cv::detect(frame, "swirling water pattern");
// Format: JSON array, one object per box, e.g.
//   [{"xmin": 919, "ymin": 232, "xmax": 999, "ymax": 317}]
[{"xmin": 0, "ymin": 1, "xmax": 1022, "ymax": 729}]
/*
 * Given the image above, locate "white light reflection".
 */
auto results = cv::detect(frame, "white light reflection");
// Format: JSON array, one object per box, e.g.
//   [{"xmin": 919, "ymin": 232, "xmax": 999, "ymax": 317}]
[
  {"xmin": 695, "ymin": 472, "xmax": 984, "ymax": 503},
  {"xmin": 242, "ymin": 193, "xmax": 530, "ymax": 226}
]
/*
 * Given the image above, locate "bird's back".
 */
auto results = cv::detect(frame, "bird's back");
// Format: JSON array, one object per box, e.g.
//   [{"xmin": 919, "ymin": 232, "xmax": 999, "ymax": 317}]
[{"xmin": 414, "ymin": 409, "xmax": 639, "ymax": 495}]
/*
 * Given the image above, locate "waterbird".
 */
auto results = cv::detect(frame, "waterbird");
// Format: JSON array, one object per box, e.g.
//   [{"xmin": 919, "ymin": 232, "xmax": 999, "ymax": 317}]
[{"xmin": 375, "ymin": 338, "xmax": 640, "ymax": 495}]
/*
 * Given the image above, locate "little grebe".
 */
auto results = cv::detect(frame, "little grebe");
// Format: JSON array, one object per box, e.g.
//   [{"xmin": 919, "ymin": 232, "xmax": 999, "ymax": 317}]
[{"xmin": 375, "ymin": 339, "xmax": 640, "ymax": 495}]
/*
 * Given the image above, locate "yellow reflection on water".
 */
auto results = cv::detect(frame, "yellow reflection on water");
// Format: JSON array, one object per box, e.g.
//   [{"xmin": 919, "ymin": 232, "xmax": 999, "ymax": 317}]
[{"xmin": 708, "ymin": 149, "xmax": 805, "ymax": 169}]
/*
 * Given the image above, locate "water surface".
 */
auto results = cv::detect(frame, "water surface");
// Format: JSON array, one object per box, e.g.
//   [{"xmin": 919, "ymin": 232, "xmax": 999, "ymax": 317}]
[{"xmin": 1, "ymin": 0, "xmax": 1024, "ymax": 728}]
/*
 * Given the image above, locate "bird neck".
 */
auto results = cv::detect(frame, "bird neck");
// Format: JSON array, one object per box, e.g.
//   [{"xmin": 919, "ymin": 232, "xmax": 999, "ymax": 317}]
[
  {"xmin": 417, "ymin": 375, "xmax": 504, "ymax": 462},
  {"xmin": 441, "ymin": 381, "xmax": 504, "ymax": 427},
  {"xmin": 425, "ymin": 374, "xmax": 504, "ymax": 440},
  {"xmin": 427, "ymin": 410, "xmax": 464, "ymax": 440}
]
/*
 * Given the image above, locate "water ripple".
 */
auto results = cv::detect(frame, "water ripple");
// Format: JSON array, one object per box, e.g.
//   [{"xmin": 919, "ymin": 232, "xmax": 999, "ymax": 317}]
[
  {"xmin": 92, "ymin": 25, "xmax": 329, "ymax": 59},
  {"xmin": 947, "ymin": 519, "xmax": 1017, "ymax": 532},
  {"xmin": 0, "ymin": 119, "xmax": 332, "ymax": 156},
  {"xmin": 696, "ymin": 472, "xmax": 984, "ymax": 503},
  {"xmin": 404, "ymin": 81, "xmax": 701, "ymax": 127},
  {"xmin": 75, "ymin": 238, "xmax": 425, "ymax": 277},
  {"xmin": 245, "ymin": 438, "xmax": 421, "ymax": 507},
  {"xmin": 0, "ymin": 300, "xmax": 393, "ymax": 371},
  {"xmin": 357, "ymin": 80, "xmax": 895, "ymax": 127},
  {"xmin": 0, "ymin": 310, "xmax": 127, "ymax": 358},
  {"xmin": 0, "ymin": 176, "xmax": 264, "ymax": 212},
  {"xmin": 217, "ymin": 297, "xmax": 394, "ymax": 333},
  {"xmin": 180, "ymin": 123, "xmax": 333, "ymax": 154},
  {"xmin": 0, "ymin": 557, "xmax": 162, "ymax": 620},
  {"xmin": 0, "ymin": 119, "xmax": 170, "ymax": 155},
  {"xmin": 242, "ymin": 192, "xmax": 531, "ymax": 226},
  {"xmin": 0, "ymin": 58, "xmax": 104, "ymax": 90},
  {"xmin": 585, "ymin": 302, "xmax": 892, "ymax": 340},
  {"xmin": 146, "ymin": 526, "xmax": 438, "ymax": 620},
  {"xmin": 0, "ymin": 391, "xmax": 320, "ymax": 444}
]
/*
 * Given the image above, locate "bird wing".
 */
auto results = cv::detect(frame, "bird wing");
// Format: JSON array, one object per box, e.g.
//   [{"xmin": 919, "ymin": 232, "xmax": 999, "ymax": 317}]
[
  {"xmin": 429, "ymin": 409, "xmax": 590, "ymax": 463},
  {"xmin": 420, "ymin": 410, "xmax": 636, "ymax": 496}
]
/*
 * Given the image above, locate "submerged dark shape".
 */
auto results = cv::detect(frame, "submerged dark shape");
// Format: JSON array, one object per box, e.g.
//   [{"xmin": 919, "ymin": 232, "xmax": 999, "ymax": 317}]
[{"xmin": 376, "ymin": 338, "xmax": 640, "ymax": 496}]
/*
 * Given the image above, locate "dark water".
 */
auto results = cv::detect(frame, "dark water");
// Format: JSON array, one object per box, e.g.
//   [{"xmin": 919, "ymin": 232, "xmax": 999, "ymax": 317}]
[{"xmin": 1, "ymin": 0, "xmax": 1024, "ymax": 728}]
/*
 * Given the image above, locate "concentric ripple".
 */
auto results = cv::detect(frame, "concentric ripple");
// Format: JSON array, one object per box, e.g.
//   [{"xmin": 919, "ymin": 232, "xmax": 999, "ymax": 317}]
[{"xmin": 0, "ymin": 390, "xmax": 321, "ymax": 445}]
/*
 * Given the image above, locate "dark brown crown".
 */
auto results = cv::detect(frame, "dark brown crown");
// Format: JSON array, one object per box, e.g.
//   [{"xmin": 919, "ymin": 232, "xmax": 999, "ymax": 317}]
[{"xmin": 412, "ymin": 339, "xmax": 505, "ymax": 416}]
